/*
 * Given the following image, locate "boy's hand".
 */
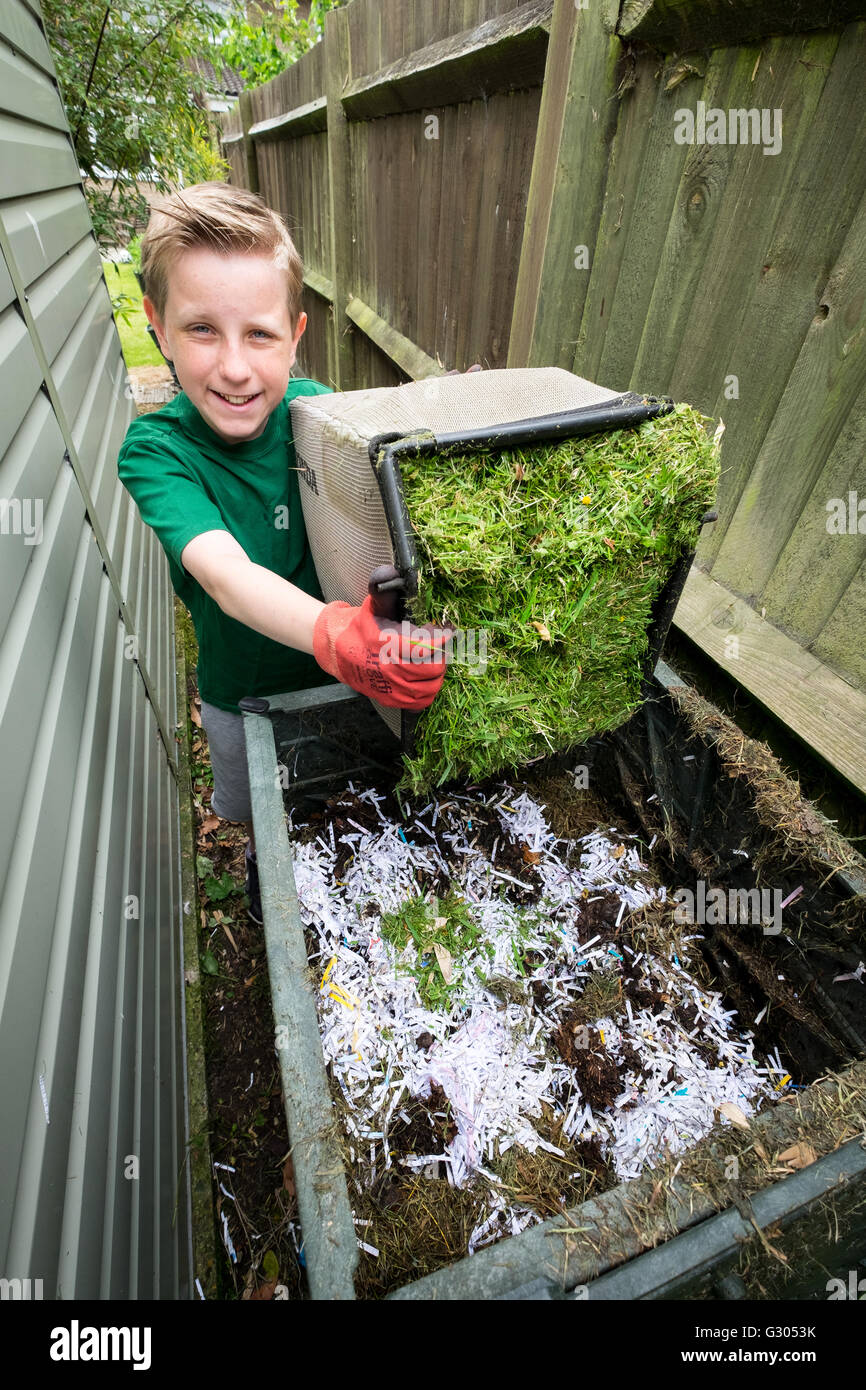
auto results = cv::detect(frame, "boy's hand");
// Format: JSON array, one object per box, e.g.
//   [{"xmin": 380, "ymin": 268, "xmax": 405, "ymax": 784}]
[{"xmin": 313, "ymin": 577, "xmax": 452, "ymax": 710}]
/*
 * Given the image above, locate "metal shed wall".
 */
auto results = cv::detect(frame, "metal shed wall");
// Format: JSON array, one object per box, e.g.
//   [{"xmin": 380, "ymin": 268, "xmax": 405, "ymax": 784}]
[{"xmin": 0, "ymin": 0, "xmax": 191, "ymax": 1298}]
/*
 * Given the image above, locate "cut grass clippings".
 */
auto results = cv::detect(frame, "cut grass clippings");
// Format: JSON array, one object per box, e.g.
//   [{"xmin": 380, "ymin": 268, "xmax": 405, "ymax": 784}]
[{"xmin": 399, "ymin": 404, "xmax": 720, "ymax": 791}]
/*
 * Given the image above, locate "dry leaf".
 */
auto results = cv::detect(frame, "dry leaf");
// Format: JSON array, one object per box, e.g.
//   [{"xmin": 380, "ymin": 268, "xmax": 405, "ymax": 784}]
[
  {"xmin": 719, "ymin": 1101, "xmax": 751, "ymax": 1130},
  {"xmin": 222, "ymin": 923, "xmax": 238, "ymax": 953},
  {"xmin": 282, "ymin": 1155, "xmax": 296, "ymax": 1198},
  {"xmin": 433, "ymin": 916, "xmax": 448, "ymax": 930},
  {"xmin": 200, "ymin": 815, "xmax": 219, "ymax": 834},
  {"xmin": 754, "ymin": 1140, "xmax": 769, "ymax": 1162},
  {"xmin": 530, "ymin": 620, "xmax": 552, "ymax": 641},
  {"xmin": 777, "ymin": 1141, "xmax": 817, "ymax": 1170},
  {"xmin": 522, "ymin": 845, "xmax": 541, "ymax": 864},
  {"xmin": 433, "ymin": 942, "xmax": 454, "ymax": 984},
  {"xmin": 612, "ymin": 845, "xmax": 626, "ymax": 860},
  {"xmin": 249, "ymin": 1280, "xmax": 277, "ymax": 1301},
  {"xmin": 514, "ymin": 462, "xmax": 525, "ymax": 481},
  {"xmin": 189, "ymin": 699, "xmax": 202, "ymax": 728}
]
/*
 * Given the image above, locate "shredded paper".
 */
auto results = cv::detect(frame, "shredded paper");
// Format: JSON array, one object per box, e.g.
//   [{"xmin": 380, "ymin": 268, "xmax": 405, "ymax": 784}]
[{"xmin": 290, "ymin": 781, "xmax": 786, "ymax": 1254}]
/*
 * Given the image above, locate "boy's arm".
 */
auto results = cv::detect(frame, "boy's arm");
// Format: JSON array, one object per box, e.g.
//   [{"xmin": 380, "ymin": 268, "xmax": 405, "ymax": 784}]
[
  {"xmin": 181, "ymin": 529, "xmax": 322, "ymax": 653},
  {"xmin": 182, "ymin": 530, "xmax": 449, "ymax": 710}
]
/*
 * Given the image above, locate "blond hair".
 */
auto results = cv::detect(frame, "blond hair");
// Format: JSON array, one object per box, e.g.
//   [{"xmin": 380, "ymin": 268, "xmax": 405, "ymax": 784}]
[{"xmin": 140, "ymin": 182, "xmax": 304, "ymax": 326}]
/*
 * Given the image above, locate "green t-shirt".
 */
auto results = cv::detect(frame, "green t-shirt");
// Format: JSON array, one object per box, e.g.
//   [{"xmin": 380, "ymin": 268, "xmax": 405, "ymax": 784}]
[{"xmin": 117, "ymin": 377, "xmax": 337, "ymax": 713}]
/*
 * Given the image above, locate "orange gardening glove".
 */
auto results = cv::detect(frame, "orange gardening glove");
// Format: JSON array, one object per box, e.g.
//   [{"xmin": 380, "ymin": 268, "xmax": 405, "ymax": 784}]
[{"xmin": 312, "ymin": 588, "xmax": 452, "ymax": 711}]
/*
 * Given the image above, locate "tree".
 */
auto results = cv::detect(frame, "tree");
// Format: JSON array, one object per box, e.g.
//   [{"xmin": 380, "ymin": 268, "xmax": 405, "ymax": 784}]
[
  {"xmin": 219, "ymin": 1, "xmax": 347, "ymax": 87},
  {"xmin": 43, "ymin": 0, "xmax": 346, "ymax": 251}
]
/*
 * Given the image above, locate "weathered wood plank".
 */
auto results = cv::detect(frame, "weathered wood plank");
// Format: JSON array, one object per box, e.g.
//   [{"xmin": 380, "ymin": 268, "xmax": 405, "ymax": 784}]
[
  {"xmin": 712, "ymin": 182, "xmax": 866, "ymax": 598},
  {"xmin": 303, "ymin": 267, "xmax": 334, "ymax": 302},
  {"xmin": 453, "ymin": 98, "xmax": 485, "ymax": 371},
  {"xmin": 813, "ymin": 564, "xmax": 866, "ymax": 691},
  {"xmin": 761, "ymin": 393, "xmax": 866, "ymax": 638},
  {"xmin": 674, "ymin": 567, "xmax": 866, "ymax": 794},
  {"xmin": 619, "ymin": 0, "xmax": 866, "ymax": 53},
  {"xmin": 345, "ymin": 294, "xmax": 443, "ymax": 379},
  {"xmin": 393, "ymin": 113, "xmax": 417, "ymax": 349},
  {"xmin": 507, "ymin": 0, "xmax": 580, "ymax": 368},
  {"xmin": 414, "ymin": 100, "xmax": 445, "ymax": 364},
  {"xmin": 468, "ymin": 89, "xmax": 539, "ymax": 368},
  {"xmin": 249, "ymin": 96, "xmax": 328, "ymax": 143},
  {"xmin": 647, "ymin": 32, "xmax": 836, "ymax": 426},
  {"xmin": 698, "ymin": 23, "xmax": 865, "ymax": 567},
  {"xmin": 571, "ymin": 57, "xmax": 658, "ymax": 384},
  {"xmin": 590, "ymin": 58, "xmax": 694, "ymax": 389},
  {"xmin": 238, "ymin": 89, "xmax": 260, "ymax": 196},
  {"xmin": 509, "ymin": 2, "xmax": 620, "ymax": 369},
  {"xmin": 628, "ymin": 44, "xmax": 762, "ymax": 393},
  {"xmin": 342, "ymin": 1, "xmax": 552, "ymax": 120},
  {"xmin": 408, "ymin": 0, "xmax": 453, "ymax": 358},
  {"xmin": 323, "ymin": 4, "xmax": 355, "ymax": 389},
  {"xmin": 664, "ymin": 30, "xmax": 841, "ymax": 557},
  {"xmin": 432, "ymin": 100, "xmax": 458, "ymax": 369}
]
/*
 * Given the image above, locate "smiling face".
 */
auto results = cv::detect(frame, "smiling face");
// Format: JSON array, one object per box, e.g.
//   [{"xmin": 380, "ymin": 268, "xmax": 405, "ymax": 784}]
[{"xmin": 142, "ymin": 247, "xmax": 307, "ymax": 445}]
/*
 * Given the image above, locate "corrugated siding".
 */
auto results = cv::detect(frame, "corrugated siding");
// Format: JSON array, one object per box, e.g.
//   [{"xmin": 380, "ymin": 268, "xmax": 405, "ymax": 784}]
[{"xmin": 0, "ymin": 0, "xmax": 191, "ymax": 1298}]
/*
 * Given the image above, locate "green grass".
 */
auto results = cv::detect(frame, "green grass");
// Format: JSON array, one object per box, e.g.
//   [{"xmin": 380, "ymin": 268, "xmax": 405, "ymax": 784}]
[
  {"xmin": 397, "ymin": 404, "xmax": 721, "ymax": 791},
  {"xmin": 102, "ymin": 260, "xmax": 165, "ymax": 368},
  {"xmin": 380, "ymin": 890, "xmax": 488, "ymax": 1012}
]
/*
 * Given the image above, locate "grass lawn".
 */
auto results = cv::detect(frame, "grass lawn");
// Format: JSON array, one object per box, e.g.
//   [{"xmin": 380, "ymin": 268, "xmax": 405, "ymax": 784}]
[{"xmin": 103, "ymin": 260, "xmax": 165, "ymax": 369}]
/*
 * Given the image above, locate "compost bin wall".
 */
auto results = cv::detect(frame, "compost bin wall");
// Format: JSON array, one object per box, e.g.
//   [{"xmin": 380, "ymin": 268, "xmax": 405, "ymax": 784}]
[{"xmin": 0, "ymin": 0, "xmax": 192, "ymax": 1297}]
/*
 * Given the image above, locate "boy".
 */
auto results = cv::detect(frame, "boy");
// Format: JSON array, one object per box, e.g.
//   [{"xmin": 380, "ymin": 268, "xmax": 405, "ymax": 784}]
[{"xmin": 117, "ymin": 182, "xmax": 450, "ymax": 923}]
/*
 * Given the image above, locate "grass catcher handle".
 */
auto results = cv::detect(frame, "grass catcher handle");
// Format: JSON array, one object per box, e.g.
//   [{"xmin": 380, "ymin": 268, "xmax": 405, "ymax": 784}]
[
  {"xmin": 429, "ymin": 394, "xmax": 674, "ymax": 453},
  {"xmin": 368, "ymin": 563, "xmax": 404, "ymax": 620}
]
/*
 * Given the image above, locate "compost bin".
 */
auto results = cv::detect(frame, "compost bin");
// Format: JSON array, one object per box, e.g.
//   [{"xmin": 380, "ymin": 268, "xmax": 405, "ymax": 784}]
[
  {"xmin": 226, "ymin": 368, "xmax": 866, "ymax": 1298},
  {"xmin": 236, "ymin": 661, "xmax": 866, "ymax": 1301}
]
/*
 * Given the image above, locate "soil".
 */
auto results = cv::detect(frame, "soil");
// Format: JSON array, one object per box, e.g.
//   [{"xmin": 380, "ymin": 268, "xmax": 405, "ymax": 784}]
[
  {"xmin": 299, "ymin": 775, "xmax": 546, "ymax": 905},
  {"xmin": 387, "ymin": 1083, "xmax": 459, "ymax": 1157},
  {"xmin": 573, "ymin": 1134, "xmax": 617, "ymax": 1186},
  {"xmin": 183, "ymin": 656, "xmax": 305, "ymax": 1301},
  {"xmin": 578, "ymin": 891, "xmax": 631, "ymax": 938},
  {"xmin": 551, "ymin": 1010, "xmax": 622, "ymax": 1108}
]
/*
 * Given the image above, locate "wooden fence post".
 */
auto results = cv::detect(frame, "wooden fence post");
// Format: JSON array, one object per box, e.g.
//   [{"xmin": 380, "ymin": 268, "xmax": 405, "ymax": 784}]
[
  {"xmin": 323, "ymin": 5, "xmax": 356, "ymax": 390},
  {"xmin": 508, "ymin": 0, "xmax": 620, "ymax": 369},
  {"xmin": 239, "ymin": 88, "xmax": 260, "ymax": 195}
]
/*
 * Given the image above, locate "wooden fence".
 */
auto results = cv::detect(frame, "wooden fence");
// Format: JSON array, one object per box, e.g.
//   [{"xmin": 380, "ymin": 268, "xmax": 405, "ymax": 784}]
[{"xmin": 217, "ymin": 0, "xmax": 866, "ymax": 796}]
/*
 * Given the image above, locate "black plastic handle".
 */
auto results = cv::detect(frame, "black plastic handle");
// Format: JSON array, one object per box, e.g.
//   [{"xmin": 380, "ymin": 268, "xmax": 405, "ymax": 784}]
[{"xmin": 368, "ymin": 564, "xmax": 403, "ymax": 620}]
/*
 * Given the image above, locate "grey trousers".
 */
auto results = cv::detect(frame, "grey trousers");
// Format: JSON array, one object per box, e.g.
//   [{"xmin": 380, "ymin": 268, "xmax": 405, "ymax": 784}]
[{"xmin": 199, "ymin": 699, "xmax": 253, "ymax": 823}]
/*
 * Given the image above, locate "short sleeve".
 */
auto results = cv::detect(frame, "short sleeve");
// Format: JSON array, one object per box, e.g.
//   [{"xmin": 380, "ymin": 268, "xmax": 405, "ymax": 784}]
[{"xmin": 117, "ymin": 435, "xmax": 230, "ymax": 572}]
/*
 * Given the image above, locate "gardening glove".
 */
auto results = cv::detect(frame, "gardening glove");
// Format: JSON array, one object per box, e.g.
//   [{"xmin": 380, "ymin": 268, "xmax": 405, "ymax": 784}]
[{"xmin": 312, "ymin": 566, "xmax": 452, "ymax": 710}]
